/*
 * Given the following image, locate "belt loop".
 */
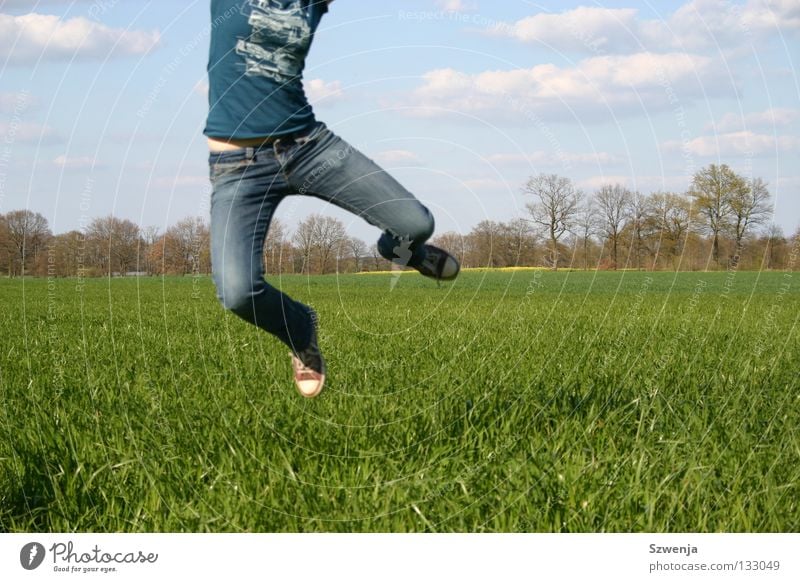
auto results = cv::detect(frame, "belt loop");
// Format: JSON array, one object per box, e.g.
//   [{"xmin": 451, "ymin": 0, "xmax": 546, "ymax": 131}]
[{"xmin": 245, "ymin": 146, "xmax": 255, "ymax": 160}]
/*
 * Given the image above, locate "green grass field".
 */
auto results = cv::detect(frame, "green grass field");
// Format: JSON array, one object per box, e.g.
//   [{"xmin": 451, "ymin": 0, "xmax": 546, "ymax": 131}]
[{"xmin": 1, "ymin": 271, "xmax": 798, "ymax": 532}]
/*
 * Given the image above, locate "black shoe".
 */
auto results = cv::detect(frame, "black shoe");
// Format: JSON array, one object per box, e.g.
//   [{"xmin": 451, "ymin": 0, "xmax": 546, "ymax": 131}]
[{"xmin": 412, "ymin": 244, "xmax": 460, "ymax": 281}]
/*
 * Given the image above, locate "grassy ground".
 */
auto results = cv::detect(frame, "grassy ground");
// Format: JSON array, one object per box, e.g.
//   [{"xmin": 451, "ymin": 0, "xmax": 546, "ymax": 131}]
[{"xmin": 0, "ymin": 271, "xmax": 797, "ymax": 532}]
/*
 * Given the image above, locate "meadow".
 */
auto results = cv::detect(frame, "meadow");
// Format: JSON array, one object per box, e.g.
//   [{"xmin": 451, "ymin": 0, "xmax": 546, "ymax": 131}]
[{"xmin": 0, "ymin": 270, "xmax": 797, "ymax": 532}]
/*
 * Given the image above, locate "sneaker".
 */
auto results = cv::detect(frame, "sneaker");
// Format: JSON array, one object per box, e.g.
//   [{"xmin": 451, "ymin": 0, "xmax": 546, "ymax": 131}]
[
  {"xmin": 412, "ymin": 244, "xmax": 460, "ymax": 281},
  {"xmin": 289, "ymin": 310, "xmax": 326, "ymax": 398}
]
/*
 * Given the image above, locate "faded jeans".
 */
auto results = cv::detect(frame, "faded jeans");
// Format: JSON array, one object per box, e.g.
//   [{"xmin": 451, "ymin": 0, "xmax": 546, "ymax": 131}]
[{"xmin": 208, "ymin": 122, "xmax": 435, "ymax": 352}]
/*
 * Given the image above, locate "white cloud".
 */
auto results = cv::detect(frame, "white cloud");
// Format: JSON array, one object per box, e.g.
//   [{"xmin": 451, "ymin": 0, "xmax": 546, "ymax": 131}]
[
  {"xmin": 373, "ymin": 149, "xmax": 422, "ymax": 164},
  {"xmin": 709, "ymin": 108, "xmax": 800, "ymax": 131},
  {"xmin": 53, "ymin": 154, "xmax": 102, "ymax": 169},
  {"xmin": 487, "ymin": 151, "xmax": 622, "ymax": 167},
  {"xmin": 0, "ymin": 13, "xmax": 161, "ymax": 64},
  {"xmin": 487, "ymin": 1, "xmax": 800, "ymax": 55},
  {"xmin": 742, "ymin": 0, "xmax": 800, "ymax": 31},
  {"xmin": 664, "ymin": 130, "xmax": 800, "ymax": 157},
  {"xmin": 487, "ymin": 7, "xmax": 642, "ymax": 53},
  {"xmin": 401, "ymin": 52, "xmax": 726, "ymax": 122},
  {"xmin": 434, "ymin": 0, "xmax": 478, "ymax": 12},
  {"xmin": 0, "ymin": 120, "xmax": 61, "ymax": 144},
  {"xmin": 193, "ymin": 80, "xmax": 209, "ymax": 98},
  {"xmin": 304, "ymin": 79, "xmax": 344, "ymax": 105},
  {"xmin": 0, "ymin": 91, "xmax": 33, "ymax": 114}
]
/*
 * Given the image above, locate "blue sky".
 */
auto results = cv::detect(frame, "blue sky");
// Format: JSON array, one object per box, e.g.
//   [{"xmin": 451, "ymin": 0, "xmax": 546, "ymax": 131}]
[{"xmin": 1, "ymin": 0, "xmax": 798, "ymax": 243}]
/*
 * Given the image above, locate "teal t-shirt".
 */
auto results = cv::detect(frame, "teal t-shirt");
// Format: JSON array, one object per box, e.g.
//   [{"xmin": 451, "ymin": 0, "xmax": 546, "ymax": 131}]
[{"xmin": 204, "ymin": 0, "xmax": 328, "ymax": 139}]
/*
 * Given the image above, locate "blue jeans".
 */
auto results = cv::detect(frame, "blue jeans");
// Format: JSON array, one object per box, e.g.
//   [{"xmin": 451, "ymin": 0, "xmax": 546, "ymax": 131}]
[{"xmin": 208, "ymin": 122, "xmax": 435, "ymax": 352}]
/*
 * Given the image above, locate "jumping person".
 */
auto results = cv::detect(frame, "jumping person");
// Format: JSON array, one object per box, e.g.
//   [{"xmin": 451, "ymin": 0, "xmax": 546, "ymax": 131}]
[{"xmin": 204, "ymin": 0, "xmax": 460, "ymax": 398}]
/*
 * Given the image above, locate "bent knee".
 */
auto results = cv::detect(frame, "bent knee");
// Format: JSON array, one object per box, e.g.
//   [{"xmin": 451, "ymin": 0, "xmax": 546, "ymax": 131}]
[
  {"xmin": 212, "ymin": 270, "xmax": 260, "ymax": 313},
  {"xmin": 406, "ymin": 206, "xmax": 435, "ymax": 243},
  {"xmin": 218, "ymin": 285, "xmax": 256, "ymax": 314}
]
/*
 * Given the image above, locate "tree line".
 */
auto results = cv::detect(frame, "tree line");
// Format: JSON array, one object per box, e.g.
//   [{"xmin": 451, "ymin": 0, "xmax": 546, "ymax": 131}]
[{"xmin": 1, "ymin": 164, "xmax": 797, "ymax": 277}]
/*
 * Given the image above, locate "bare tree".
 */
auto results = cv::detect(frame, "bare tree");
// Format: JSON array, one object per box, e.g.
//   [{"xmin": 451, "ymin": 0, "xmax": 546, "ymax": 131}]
[
  {"xmin": 291, "ymin": 214, "xmax": 347, "ymax": 274},
  {"xmin": 431, "ymin": 231, "xmax": 467, "ymax": 268},
  {"xmin": 466, "ymin": 220, "xmax": 501, "ymax": 267},
  {"xmin": 47, "ymin": 230, "xmax": 86, "ymax": 277},
  {"xmin": 649, "ymin": 192, "xmax": 692, "ymax": 269},
  {"xmin": 175, "ymin": 217, "xmax": 210, "ymax": 275},
  {"xmin": 496, "ymin": 218, "xmax": 537, "ymax": 267},
  {"xmin": 3, "ymin": 209, "xmax": 52, "ymax": 276},
  {"xmin": 764, "ymin": 223, "xmax": 785, "ymax": 270},
  {"xmin": 689, "ymin": 164, "xmax": 746, "ymax": 267},
  {"xmin": 344, "ymin": 236, "xmax": 367, "ymax": 272},
  {"xmin": 369, "ymin": 243, "xmax": 388, "ymax": 271},
  {"xmin": 594, "ymin": 184, "xmax": 632, "ymax": 270},
  {"xmin": 627, "ymin": 192, "xmax": 650, "ymax": 270},
  {"xmin": 728, "ymin": 177, "xmax": 772, "ymax": 264},
  {"xmin": 86, "ymin": 215, "xmax": 141, "ymax": 275},
  {"xmin": 263, "ymin": 218, "xmax": 287, "ymax": 275},
  {"xmin": 575, "ymin": 197, "xmax": 600, "ymax": 270},
  {"xmin": 0, "ymin": 214, "xmax": 11, "ymax": 276},
  {"xmin": 293, "ymin": 215, "xmax": 318, "ymax": 274},
  {"xmin": 149, "ymin": 217, "xmax": 209, "ymax": 275},
  {"xmin": 314, "ymin": 216, "xmax": 347, "ymax": 274},
  {"xmin": 140, "ymin": 225, "xmax": 160, "ymax": 275},
  {"xmin": 523, "ymin": 174, "xmax": 582, "ymax": 270}
]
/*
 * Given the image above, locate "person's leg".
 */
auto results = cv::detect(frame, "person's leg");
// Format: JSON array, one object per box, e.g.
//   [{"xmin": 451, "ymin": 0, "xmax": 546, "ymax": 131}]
[
  {"xmin": 209, "ymin": 146, "xmax": 314, "ymax": 352},
  {"xmin": 274, "ymin": 122, "xmax": 435, "ymax": 266}
]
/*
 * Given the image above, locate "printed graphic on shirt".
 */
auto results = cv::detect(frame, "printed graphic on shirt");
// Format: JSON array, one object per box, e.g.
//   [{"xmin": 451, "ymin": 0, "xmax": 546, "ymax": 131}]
[{"xmin": 236, "ymin": 0, "xmax": 312, "ymax": 82}]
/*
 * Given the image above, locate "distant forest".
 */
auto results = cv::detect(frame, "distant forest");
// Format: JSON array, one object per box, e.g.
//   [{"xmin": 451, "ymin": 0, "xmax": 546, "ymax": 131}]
[{"xmin": 2, "ymin": 164, "xmax": 798, "ymax": 277}]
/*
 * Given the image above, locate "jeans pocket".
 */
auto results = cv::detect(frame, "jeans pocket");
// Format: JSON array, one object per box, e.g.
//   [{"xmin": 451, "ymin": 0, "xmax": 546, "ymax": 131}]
[{"xmin": 209, "ymin": 158, "xmax": 251, "ymax": 182}]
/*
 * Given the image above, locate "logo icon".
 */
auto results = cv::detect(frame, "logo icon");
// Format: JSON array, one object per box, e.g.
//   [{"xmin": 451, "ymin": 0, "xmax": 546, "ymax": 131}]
[
  {"xmin": 390, "ymin": 237, "xmax": 413, "ymax": 291},
  {"xmin": 20, "ymin": 542, "xmax": 46, "ymax": 570}
]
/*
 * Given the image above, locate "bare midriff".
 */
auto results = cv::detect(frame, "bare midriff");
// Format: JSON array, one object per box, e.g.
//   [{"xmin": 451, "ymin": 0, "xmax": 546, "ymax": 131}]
[{"xmin": 207, "ymin": 136, "xmax": 278, "ymax": 152}]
